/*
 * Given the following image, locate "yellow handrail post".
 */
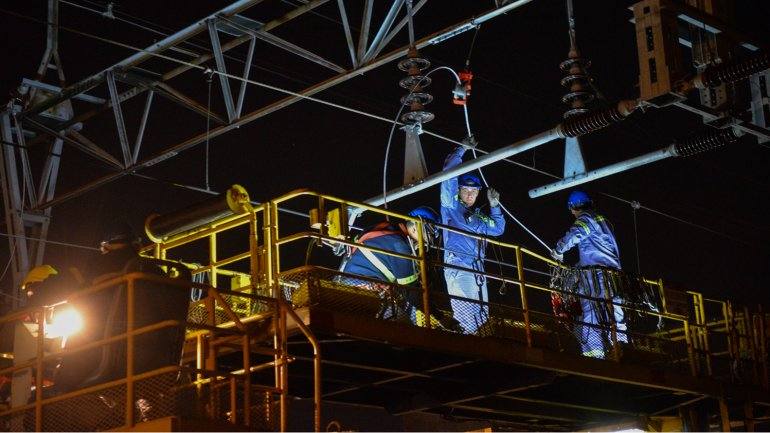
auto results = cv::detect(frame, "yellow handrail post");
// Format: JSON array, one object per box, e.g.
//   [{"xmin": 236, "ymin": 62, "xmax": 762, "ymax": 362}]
[
  {"xmin": 35, "ymin": 308, "xmax": 44, "ymax": 432},
  {"xmin": 279, "ymin": 305, "xmax": 288, "ymax": 432},
  {"xmin": 209, "ymin": 232, "xmax": 218, "ymax": 289},
  {"xmin": 230, "ymin": 375, "xmax": 238, "ymax": 424},
  {"xmin": 719, "ymin": 398, "xmax": 731, "ymax": 432},
  {"xmin": 249, "ymin": 210, "xmax": 260, "ymax": 301},
  {"xmin": 263, "ymin": 202, "xmax": 275, "ymax": 296},
  {"xmin": 683, "ymin": 320, "xmax": 697, "ymax": 377},
  {"xmin": 417, "ymin": 220, "xmax": 431, "ymax": 329},
  {"xmin": 745, "ymin": 306, "xmax": 759, "ymax": 382},
  {"xmin": 758, "ymin": 306, "xmax": 768, "ymax": 389},
  {"xmin": 126, "ymin": 277, "xmax": 135, "ymax": 428},
  {"xmin": 514, "ymin": 247, "xmax": 531, "ymax": 347},
  {"xmin": 697, "ymin": 293, "xmax": 713, "ymax": 376},
  {"xmin": 271, "ymin": 202, "xmax": 281, "ymax": 289}
]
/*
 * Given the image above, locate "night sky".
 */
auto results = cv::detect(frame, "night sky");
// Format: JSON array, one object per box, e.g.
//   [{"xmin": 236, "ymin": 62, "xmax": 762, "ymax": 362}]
[{"xmin": 1, "ymin": 0, "xmax": 768, "ymax": 306}]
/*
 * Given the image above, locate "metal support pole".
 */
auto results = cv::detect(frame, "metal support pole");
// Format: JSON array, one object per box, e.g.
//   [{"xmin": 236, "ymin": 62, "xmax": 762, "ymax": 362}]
[
  {"xmin": 515, "ymin": 247, "xmax": 531, "ymax": 347},
  {"xmin": 719, "ymin": 398, "xmax": 731, "ymax": 432}
]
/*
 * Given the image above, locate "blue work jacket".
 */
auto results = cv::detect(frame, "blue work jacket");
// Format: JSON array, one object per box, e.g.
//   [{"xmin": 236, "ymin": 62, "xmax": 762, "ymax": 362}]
[
  {"xmin": 342, "ymin": 223, "xmax": 418, "ymax": 285},
  {"xmin": 555, "ymin": 211, "xmax": 621, "ymax": 269},
  {"xmin": 440, "ymin": 146, "xmax": 506, "ymax": 270}
]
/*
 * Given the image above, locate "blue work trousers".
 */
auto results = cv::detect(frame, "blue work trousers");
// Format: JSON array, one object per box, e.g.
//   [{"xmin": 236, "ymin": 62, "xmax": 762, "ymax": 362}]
[
  {"xmin": 444, "ymin": 267, "xmax": 488, "ymax": 334},
  {"xmin": 576, "ymin": 269, "xmax": 627, "ymax": 359}
]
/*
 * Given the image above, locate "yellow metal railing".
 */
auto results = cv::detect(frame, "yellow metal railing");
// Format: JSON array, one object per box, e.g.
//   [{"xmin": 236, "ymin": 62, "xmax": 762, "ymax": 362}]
[
  {"xmin": 137, "ymin": 189, "xmax": 767, "ymax": 394},
  {"xmin": 0, "ymin": 272, "xmax": 318, "ymax": 432}
]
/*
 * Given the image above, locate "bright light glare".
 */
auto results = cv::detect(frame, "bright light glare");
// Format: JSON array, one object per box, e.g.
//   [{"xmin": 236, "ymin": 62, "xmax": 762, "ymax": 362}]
[{"xmin": 46, "ymin": 307, "xmax": 83, "ymax": 338}]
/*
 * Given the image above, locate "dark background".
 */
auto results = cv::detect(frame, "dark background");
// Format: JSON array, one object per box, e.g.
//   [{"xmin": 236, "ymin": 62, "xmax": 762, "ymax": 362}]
[{"xmin": 0, "ymin": 0, "xmax": 768, "ymax": 305}]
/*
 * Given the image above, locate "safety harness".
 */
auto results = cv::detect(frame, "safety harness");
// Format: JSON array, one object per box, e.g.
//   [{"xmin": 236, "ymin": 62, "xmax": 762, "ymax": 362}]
[{"xmin": 351, "ymin": 223, "xmax": 418, "ymax": 285}]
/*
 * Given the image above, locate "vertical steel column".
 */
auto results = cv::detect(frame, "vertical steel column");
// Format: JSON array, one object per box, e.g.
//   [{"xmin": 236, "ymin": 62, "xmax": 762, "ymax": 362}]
[
  {"xmin": 719, "ymin": 398, "xmax": 731, "ymax": 432},
  {"xmin": 515, "ymin": 247, "xmax": 531, "ymax": 347},
  {"xmin": 0, "ymin": 111, "xmax": 30, "ymax": 305}
]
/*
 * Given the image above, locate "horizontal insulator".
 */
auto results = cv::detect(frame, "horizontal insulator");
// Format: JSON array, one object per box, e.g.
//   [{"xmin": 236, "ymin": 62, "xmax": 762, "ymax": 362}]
[
  {"xmin": 674, "ymin": 128, "xmax": 738, "ymax": 157},
  {"xmin": 559, "ymin": 105, "xmax": 624, "ymax": 137},
  {"xmin": 701, "ymin": 51, "xmax": 769, "ymax": 88}
]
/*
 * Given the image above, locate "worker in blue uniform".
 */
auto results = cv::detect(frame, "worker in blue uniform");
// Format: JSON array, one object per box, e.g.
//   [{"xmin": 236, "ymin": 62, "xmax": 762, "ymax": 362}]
[
  {"xmin": 440, "ymin": 144, "xmax": 506, "ymax": 334},
  {"xmin": 341, "ymin": 207, "xmax": 439, "ymax": 321},
  {"xmin": 551, "ymin": 190, "xmax": 626, "ymax": 359}
]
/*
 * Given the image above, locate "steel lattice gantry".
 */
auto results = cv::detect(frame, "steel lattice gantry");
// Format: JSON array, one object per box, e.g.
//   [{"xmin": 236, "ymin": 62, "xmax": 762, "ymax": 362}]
[{"xmin": 0, "ymin": 0, "xmax": 539, "ymax": 303}]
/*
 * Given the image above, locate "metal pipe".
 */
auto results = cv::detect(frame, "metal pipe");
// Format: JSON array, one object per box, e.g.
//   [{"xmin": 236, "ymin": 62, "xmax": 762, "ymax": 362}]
[
  {"xmin": 366, "ymin": 128, "xmax": 562, "ymax": 206},
  {"xmin": 529, "ymin": 145, "xmax": 677, "ymax": 198}
]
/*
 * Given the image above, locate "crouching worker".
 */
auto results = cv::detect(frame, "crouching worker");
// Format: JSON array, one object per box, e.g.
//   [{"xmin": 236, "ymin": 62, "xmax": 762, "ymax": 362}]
[
  {"xmin": 551, "ymin": 190, "xmax": 627, "ymax": 359},
  {"xmin": 338, "ymin": 207, "xmax": 439, "ymax": 322}
]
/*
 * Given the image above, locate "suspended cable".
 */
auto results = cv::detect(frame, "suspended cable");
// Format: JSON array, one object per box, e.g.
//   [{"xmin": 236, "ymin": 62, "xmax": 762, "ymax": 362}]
[
  {"xmin": 204, "ymin": 68, "xmax": 213, "ymax": 191},
  {"xmin": 631, "ymin": 200, "xmax": 641, "ymax": 274},
  {"xmin": 0, "ymin": 232, "xmax": 99, "ymax": 251}
]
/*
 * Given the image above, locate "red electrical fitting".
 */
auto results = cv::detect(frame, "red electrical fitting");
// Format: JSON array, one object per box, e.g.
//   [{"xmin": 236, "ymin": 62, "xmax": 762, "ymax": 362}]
[{"xmin": 452, "ymin": 69, "xmax": 473, "ymax": 106}]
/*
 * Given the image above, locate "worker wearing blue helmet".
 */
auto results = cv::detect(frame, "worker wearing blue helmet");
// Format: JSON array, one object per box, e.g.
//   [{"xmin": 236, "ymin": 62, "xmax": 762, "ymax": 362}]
[
  {"xmin": 552, "ymin": 190, "xmax": 626, "ymax": 358},
  {"xmin": 440, "ymin": 144, "xmax": 505, "ymax": 334}
]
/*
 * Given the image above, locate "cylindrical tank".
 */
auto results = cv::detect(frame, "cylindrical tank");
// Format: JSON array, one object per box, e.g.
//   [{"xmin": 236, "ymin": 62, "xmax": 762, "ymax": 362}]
[{"xmin": 145, "ymin": 184, "xmax": 251, "ymax": 242}]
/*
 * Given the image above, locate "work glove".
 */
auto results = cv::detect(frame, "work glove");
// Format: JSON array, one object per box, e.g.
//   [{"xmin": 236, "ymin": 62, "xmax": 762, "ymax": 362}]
[
  {"xmin": 461, "ymin": 135, "xmax": 478, "ymax": 149},
  {"xmin": 550, "ymin": 249, "xmax": 564, "ymax": 263},
  {"xmin": 487, "ymin": 188, "xmax": 500, "ymax": 207}
]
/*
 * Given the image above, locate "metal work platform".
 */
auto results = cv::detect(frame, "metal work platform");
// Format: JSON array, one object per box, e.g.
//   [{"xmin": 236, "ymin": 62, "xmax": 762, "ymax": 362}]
[{"xmin": 1, "ymin": 189, "xmax": 768, "ymax": 431}]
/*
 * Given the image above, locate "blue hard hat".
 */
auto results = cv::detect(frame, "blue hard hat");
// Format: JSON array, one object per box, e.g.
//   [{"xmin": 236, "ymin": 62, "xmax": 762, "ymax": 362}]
[
  {"xmin": 408, "ymin": 206, "xmax": 439, "ymax": 223},
  {"xmin": 567, "ymin": 190, "xmax": 592, "ymax": 209},
  {"xmin": 458, "ymin": 173, "xmax": 482, "ymax": 189}
]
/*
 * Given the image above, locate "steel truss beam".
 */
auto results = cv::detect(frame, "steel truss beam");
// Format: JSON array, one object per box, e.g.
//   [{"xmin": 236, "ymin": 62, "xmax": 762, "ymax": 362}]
[{"xmin": 24, "ymin": 0, "xmax": 537, "ymax": 213}]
